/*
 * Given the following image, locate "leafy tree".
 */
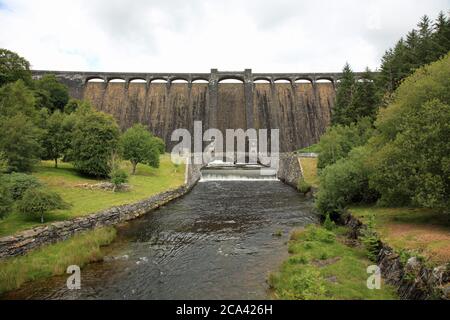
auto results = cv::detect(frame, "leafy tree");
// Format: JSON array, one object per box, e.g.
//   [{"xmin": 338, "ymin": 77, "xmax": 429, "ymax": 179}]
[
  {"xmin": 41, "ymin": 111, "xmax": 70, "ymax": 168},
  {"xmin": 34, "ymin": 74, "xmax": 69, "ymax": 113},
  {"xmin": 120, "ymin": 124, "xmax": 162, "ymax": 175},
  {"xmin": 64, "ymin": 99, "xmax": 86, "ymax": 114},
  {"xmin": 0, "ymin": 114, "xmax": 43, "ymax": 172},
  {"xmin": 0, "ymin": 49, "xmax": 32, "ymax": 87},
  {"xmin": 0, "ymin": 80, "xmax": 37, "ymax": 119},
  {"xmin": 332, "ymin": 63, "xmax": 355, "ymax": 126},
  {"xmin": 71, "ymin": 108, "xmax": 120, "ymax": 177},
  {"xmin": 16, "ymin": 188, "xmax": 69, "ymax": 223},
  {"xmin": 0, "ymin": 173, "xmax": 42, "ymax": 200},
  {"xmin": 370, "ymin": 99, "xmax": 450, "ymax": 209}
]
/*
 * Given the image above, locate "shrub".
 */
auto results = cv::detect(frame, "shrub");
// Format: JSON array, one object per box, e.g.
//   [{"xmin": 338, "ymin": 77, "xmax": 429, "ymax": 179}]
[
  {"xmin": 316, "ymin": 147, "xmax": 378, "ymax": 215},
  {"xmin": 16, "ymin": 188, "xmax": 69, "ymax": 223},
  {"xmin": 297, "ymin": 178, "xmax": 312, "ymax": 194},
  {"xmin": 317, "ymin": 117, "xmax": 373, "ymax": 170},
  {"xmin": 110, "ymin": 168, "xmax": 128, "ymax": 192},
  {"xmin": 0, "ymin": 173, "xmax": 42, "ymax": 200}
]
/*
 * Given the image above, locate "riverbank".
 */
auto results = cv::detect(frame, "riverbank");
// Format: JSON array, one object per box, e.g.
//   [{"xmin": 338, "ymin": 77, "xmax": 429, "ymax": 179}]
[
  {"xmin": 268, "ymin": 225, "xmax": 398, "ymax": 299},
  {"xmin": 0, "ymin": 227, "xmax": 116, "ymax": 294},
  {"xmin": 272, "ymin": 156, "xmax": 450, "ymax": 300}
]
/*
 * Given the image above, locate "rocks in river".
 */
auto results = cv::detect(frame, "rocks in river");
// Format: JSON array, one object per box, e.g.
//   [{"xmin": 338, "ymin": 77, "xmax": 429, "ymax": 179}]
[{"xmin": 104, "ymin": 254, "xmax": 129, "ymax": 262}]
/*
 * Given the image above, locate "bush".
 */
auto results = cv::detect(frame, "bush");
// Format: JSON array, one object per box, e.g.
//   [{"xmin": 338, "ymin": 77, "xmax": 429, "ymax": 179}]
[
  {"xmin": 152, "ymin": 136, "xmax": 166, "ymax": 154},
  {"xmin": 0, "ymin": 173, "xmax": 42, "ymax": 200},
  {"xmin": 317, "ymin": 117, "xmax": 373, "ymax": 170},
  {"xmin": 316, "ymin": 147, "xmax": 378, "ymax": 215},
  {"xmin": 16, "ymin": 188, "xmax": 69, "ymax": 223},
  {"xmin": 110, "ymin": 168, "xmax": 128, "ymax": 192},
  {"xmin": 297, "ymin": 178, "xmax": 312, "ymax": 194},
  {"xmin": 0, "ymin": 185, "xmax": 12, "ymax": 219}
]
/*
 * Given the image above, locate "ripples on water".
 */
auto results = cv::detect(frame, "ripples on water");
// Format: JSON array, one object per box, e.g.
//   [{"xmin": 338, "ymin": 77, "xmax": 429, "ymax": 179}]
[{"xmin": 3, "ymin": 180, "xmax": 317, "ymax": 300}]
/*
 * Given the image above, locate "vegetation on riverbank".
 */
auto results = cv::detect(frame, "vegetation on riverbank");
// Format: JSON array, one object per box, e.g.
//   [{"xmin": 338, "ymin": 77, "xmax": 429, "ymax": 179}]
[
  {"xmin": 269, "ymin": 225, "xmax": 398, "ymax": 300},
  {"xmin": 350, "ymin": 207, "xmax": 450, "ymax": 265},
  {"xmin": 0, "ymin": 155, "xmax": 185, "ymax": 237},
  {"xmin": 0, "ymin": 227, "xmax": 116, "ymax": 295}
]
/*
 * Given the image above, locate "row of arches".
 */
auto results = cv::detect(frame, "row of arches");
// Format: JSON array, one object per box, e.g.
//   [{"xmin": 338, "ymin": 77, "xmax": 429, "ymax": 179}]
[{"xmin": 86, "ymin": 78, "xmax": 338, "ymax": 84}]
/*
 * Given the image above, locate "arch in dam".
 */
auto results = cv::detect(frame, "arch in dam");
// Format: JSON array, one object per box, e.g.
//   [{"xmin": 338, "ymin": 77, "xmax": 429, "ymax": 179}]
[{"xmin": 31, "ymin": 69, "xmax": 376, "ymax": 152}]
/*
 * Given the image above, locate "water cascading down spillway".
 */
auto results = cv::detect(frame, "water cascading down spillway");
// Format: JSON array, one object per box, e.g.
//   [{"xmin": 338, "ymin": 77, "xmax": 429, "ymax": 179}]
[{"xmin": 200, "ymin": 161, "xmax": 279, "ymax": 182}]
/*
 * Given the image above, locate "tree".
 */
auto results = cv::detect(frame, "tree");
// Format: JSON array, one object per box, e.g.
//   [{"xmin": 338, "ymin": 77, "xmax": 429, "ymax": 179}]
[
  {"xmin": 0, "ymin": 80, "xmax": 37, "ymax": 119},
  {"xmin": 71, "ymin": 108, "xmax": 120, "ymax": 177},
  {"xmin": 0, "ymin": 114, "xmax": 42, "ymax": 172},
  {"xmin": 41, "ymin": 111, "xmax": 70, "ymax": 168},
  {"xmin": 120, "ymin": 124, "xmax": 162, "ymax": 175},
  {"xmin": 433, "ymin": 11, "xmax": 450, "ymax": 59},
  {"xmin": 0, "ymin": 49, "xmax": 32, "ymax": 87},
  {"xmin": 370, "ymin": 53, "xmax": 450, "ymax": 209},
  {"xmin": 34, "ymin": 74, "xmax": 69, "ymax": 113},
  {"xmin": 318, "ymin": 117, "xmax": 373, "ymax": 170},
  {"xmin": 17, "ymin": 188, "xmax": 69, "ymax": 223},
  {"xmin": 332, "ymin": 63, "xmax": 355, "ymax": 126},
  {"xmin": 351, "ymin": 68, "xmax": 380, "ymax": 122}
]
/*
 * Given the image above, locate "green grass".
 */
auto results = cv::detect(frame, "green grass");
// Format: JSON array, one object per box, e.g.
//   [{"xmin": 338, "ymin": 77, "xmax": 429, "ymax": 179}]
[
  {"xmin": 0, "ymin": 154, "xmax": 185, "ymax": 237},
  {"xmin": 0, "ymin": 227, "xmax": 116, "ymax": 294},
  {"xmin": 269, "ymin": 225, "xmax": 398, "ymax": 300},
  {"xmin": 350, "ymin": 206, "xmax": 450, "ymax": 265}
]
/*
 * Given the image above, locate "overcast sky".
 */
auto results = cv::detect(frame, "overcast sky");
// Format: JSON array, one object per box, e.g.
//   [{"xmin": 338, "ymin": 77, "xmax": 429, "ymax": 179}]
[{"xmin": 0, "ymin": 0, "xmax": 449, "ymax": 73}]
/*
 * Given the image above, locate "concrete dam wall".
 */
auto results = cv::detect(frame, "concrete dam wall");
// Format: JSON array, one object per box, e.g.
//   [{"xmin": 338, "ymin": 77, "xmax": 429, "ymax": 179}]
[{"xmin": 31, "ymin": 69, "xmax": 359, "ymax": 152}]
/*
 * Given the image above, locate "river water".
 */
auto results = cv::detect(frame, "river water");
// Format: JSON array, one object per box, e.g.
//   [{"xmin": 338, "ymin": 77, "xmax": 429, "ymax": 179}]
[{"xmin": 3, "ymin": 175, "xmax": 317, "ymax": 300}]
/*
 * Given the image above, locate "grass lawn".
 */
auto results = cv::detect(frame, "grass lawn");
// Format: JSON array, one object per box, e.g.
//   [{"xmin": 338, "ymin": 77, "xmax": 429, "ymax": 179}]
[
  {"xmin": 0, "ymin": 154, "xmax": 185, "ymax": 237},
  {"xmin": 299, "ymin": 157, "xmax": 319, "ymax": 188},
  {"xmin": 350, "ymin": 206, "xmax": 450, "ymax": 266},
  {"xmin": 0, "ymin": 227, "xmax": 116, "ymax": 294},
  {"xmin": 269, "ymin": 225, "xmax": 398, "ymax": 300}
]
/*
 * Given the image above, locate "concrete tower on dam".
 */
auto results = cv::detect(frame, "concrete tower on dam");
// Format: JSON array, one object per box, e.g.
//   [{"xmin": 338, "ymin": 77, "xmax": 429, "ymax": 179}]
[{"xmin": 31, "ymin": 69, "xmax": 366, "ymax": 152}]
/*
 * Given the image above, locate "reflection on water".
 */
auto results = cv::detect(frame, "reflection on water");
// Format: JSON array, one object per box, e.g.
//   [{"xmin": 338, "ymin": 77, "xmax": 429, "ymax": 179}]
[{"xmin": 3, "ymin": 180, "xmax": 317, "ymax": 300}]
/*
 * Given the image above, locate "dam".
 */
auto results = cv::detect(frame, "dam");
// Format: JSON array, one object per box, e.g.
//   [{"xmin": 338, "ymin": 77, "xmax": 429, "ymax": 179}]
[{"xmin": 31, "ymin": 69, "xmax": 367, "ymax": 152}]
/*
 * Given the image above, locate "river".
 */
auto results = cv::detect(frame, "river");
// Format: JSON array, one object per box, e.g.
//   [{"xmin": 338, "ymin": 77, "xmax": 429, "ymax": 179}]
[{"xmin": 3, "ymin": 175, "xmax": 317, "ymax": 300}]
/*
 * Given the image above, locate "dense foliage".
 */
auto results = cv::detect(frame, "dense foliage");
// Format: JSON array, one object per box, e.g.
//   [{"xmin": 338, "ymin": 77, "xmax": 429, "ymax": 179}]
[
  {"xmin": 0, "ymin": 49, "xmax": 32, "ymax": 87},
  {"xmin": 317, "ymin": 53, "xmax": 450, "ymax": 215}
]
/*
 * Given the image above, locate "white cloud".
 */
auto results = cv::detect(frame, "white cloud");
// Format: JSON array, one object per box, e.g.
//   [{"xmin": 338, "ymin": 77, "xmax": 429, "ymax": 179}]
[{"xmin": 0, "ymin": 0, "xmax": 448, "ymax": 72}]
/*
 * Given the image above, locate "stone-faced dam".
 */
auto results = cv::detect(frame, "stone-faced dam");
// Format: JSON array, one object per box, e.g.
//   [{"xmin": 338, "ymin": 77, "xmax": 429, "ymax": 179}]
[{"xmin": 32, "ymin": 69, "xmax": 363, "ymax": 152}]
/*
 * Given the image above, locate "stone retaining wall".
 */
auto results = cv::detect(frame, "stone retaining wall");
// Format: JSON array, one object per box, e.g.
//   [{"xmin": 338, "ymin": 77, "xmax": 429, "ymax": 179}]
[
  {"xmin": 277, "ymin": 153, "xmax": 303, "ymax": 189},
  {"xmin": 344, "ymin": 214, "xmax": 450, "ymax": 300},
  {"xmin": 0, "ymin": 162, "xmax": 201, "ymax": 260}
]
